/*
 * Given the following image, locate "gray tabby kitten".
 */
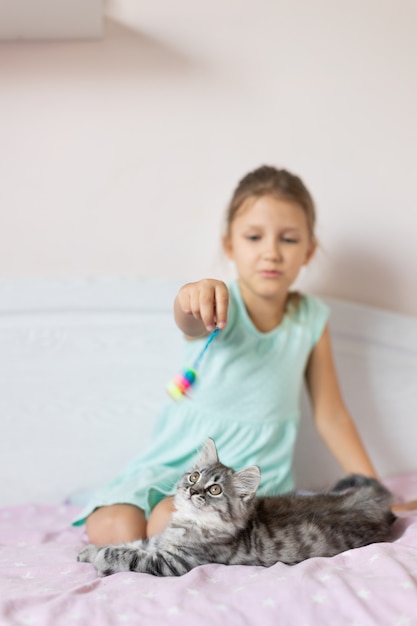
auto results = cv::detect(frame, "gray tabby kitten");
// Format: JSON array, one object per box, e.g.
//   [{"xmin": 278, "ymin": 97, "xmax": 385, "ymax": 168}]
[{"xmin": 78, "ymin": 439, "xmax": 395, "ymax": 577}]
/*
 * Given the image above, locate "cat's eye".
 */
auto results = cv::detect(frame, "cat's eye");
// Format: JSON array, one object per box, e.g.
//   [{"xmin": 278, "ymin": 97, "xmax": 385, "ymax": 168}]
[
  {"xmin": 189, "ymin": 471, "xmax": 200, "ymax": 484},
  {"xmin": 208, "ymin": 484, "xmax": 222, "ymax": 496}
]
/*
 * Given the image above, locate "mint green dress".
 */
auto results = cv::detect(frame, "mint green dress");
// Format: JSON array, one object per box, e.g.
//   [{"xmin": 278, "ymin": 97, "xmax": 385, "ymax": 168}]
[{"xmin": 73, "ymin": 281, "xmax": 329, "ymax": 525}]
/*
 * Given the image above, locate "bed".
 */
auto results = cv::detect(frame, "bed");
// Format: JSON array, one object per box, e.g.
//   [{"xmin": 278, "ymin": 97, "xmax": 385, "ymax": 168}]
[{"xmin": 1, "ymin": 277, "xmax": 417, "ymax": 626}]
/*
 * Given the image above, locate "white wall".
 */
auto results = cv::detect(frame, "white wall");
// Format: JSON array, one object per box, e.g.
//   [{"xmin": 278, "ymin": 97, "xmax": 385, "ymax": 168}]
[{"xmin": 1, "ymin": 0, "xmax": 416, "ymax": 316}]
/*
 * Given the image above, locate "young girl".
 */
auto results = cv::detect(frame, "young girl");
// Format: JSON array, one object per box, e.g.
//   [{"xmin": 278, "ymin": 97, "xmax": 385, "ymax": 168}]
[{"xmin": 74, "ymin": 165, "xmax": 403, "ymax": 545}]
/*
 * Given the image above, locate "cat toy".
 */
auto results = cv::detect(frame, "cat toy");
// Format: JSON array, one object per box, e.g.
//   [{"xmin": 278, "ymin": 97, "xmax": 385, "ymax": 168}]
[{"xmin": 167, "ymin": 328, "xmax": 220, "ymax": 400}]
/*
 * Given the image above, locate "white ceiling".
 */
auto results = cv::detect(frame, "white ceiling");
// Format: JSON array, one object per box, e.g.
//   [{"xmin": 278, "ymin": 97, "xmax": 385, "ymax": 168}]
[{"xmin": 0, "ymin": 0, "xmax": 102, "ymax": 40}]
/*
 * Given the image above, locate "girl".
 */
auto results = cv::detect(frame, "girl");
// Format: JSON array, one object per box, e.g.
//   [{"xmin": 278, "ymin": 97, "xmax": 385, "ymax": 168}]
[{"xmin": 74, "ymin": 165, "xmax": 405, "ymax": 545}]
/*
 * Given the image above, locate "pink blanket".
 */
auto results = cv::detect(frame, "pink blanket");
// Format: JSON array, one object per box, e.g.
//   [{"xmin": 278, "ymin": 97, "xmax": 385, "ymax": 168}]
[{"xmin": 1, "ymin": 474, "xmax": 417, "ymax": 626}]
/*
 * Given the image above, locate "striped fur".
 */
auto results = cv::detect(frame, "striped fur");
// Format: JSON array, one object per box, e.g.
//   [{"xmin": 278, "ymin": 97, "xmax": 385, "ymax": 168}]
[{"xmin": 77, "ymin": 439, "xmax": 395, "ymax": 577}]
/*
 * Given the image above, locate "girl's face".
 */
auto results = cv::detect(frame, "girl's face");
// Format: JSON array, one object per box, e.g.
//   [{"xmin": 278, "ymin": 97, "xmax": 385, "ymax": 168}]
[{"xmin": 223, "ymin": 194, "xmax": 316, "ymax": 304}]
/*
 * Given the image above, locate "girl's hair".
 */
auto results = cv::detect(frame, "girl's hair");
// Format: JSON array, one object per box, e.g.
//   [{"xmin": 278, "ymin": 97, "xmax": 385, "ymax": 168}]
[{"xmin": 225, "ymin": 165, "xmax": 316, "ymax": 240}]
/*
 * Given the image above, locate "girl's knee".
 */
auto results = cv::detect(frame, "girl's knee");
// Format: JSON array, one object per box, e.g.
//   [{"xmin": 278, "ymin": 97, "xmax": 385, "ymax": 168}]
[
  {"xmin": 147, "ymin": 497, "xmax": 176, "ymax": 537},
  {"xmin": 86, "ymin": 504, "xmax": 146, "ymax": 545}
]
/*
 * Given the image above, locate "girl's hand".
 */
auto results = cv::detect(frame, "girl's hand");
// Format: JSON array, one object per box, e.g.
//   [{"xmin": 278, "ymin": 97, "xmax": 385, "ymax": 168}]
[
  {"xmin": 392, "ymin": 500, "xmax": 417, "ymax": 514},
  {"xmin": 174, "ymin": 279, "xmax": 229, "ymax": 336}
]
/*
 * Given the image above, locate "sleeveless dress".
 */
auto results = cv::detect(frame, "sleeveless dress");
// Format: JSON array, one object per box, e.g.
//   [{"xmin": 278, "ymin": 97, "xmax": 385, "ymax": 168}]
[{"xmin": 73, "ymin": 281, "xmax": 329, "ymax": 525}]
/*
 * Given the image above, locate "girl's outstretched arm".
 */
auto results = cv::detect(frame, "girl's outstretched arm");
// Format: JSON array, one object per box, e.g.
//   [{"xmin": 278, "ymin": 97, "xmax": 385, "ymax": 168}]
[
  {"xmin": 305, "ymin": 325, "xmax": 377, "ymax": 478},
  {"xmin": 174, "ymin": 279, "xmax": 229, "ymax": 337}
]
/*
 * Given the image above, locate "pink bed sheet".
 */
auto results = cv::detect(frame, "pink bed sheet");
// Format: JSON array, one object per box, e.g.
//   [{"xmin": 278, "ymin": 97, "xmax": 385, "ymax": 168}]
[{"xmin": 1, "ymin": 474, "xmax": 417, "ymax": 626}]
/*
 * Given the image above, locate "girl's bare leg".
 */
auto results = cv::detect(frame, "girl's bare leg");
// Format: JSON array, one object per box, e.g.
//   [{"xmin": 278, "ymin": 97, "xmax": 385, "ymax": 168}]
[
  {"xmin": 86, "ymin": 504, "xmax": 147, "ymax": 545},
  {"xmin": 147, "ymin": 496, "xmax": 176, "ymax": 537}
]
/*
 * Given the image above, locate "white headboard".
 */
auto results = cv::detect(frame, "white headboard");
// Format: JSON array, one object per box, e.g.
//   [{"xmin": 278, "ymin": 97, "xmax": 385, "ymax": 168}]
[{"xmin": 1, "ymin": 278, "xmax": 416, "ymax": 505}]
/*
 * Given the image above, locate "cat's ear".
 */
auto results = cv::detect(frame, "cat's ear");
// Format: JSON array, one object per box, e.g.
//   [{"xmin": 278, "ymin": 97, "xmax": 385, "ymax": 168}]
[
  {"xmin": 198, "ymin": 438, "xmax": 219, "ymax": 466},
  {"xmin": 233, "ymin": 466, "xmax": 261, "ymax": 501}
]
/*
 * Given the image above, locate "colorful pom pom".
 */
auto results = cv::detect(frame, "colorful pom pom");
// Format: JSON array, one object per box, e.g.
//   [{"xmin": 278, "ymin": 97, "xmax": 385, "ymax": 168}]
[{"xmin": 167, "ymin": 369, "xmax": 197, "ymax": 400}]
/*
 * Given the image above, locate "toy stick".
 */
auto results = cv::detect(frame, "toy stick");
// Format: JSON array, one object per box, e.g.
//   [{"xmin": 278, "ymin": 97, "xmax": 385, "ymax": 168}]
[{"xmin": 167, "ymin": 328, "xmax": 220, "ymax": 400}]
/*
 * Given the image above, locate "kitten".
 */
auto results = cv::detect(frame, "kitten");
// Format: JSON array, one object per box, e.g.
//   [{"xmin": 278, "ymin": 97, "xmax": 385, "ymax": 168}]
[{"xmin": 77, "ymin": 439, "xmax": 395, "ymax": 577}]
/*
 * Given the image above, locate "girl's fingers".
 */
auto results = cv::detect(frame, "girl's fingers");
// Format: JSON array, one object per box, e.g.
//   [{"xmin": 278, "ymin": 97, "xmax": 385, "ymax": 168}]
[
  {"xmin": 214, "ymin": 283, "xmax": 229, "ymax": 329},
  {"xmin": 199, "ymin": 285, "xmax": 218, "ymax": 331},
  {"xmin": 178, "ymin": 280, "xmax": 229, "ymax": 331},
  {"xmin": 189, "ymin": 287, "xmax": 204, "ymax": 321}
]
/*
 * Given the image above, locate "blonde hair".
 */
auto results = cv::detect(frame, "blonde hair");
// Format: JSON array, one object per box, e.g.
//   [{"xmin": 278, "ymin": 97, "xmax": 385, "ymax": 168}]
[{"xmin": 225, "ymin": 165, "xmax": 316, "ymax": 241}]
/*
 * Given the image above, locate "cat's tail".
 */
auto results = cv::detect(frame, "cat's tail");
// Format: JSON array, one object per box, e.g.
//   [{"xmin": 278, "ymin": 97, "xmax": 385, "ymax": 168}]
[
  {"xmin": 330, "ymin": 474, "xmax": 397, "ymax": 525},
  {"xmin": 331, "ymin": 474, "xmax": 388, "ymax": 494}
]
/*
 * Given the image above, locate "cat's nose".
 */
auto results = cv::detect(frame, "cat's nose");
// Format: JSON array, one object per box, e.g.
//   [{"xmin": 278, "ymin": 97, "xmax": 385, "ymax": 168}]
[{"xmin": 189, "ymin": 488, "xmax": 198, "ymax": 496}]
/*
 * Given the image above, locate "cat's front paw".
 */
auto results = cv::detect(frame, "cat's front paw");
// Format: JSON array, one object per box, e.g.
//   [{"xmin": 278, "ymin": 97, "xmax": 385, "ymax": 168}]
[
  {"xmin": 77, "ymin": 545, "xmax": 118, "ymax": 577},
  {"xmin": 77, "ymin": 544, "xmax": 100, "ymax": 564}
]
